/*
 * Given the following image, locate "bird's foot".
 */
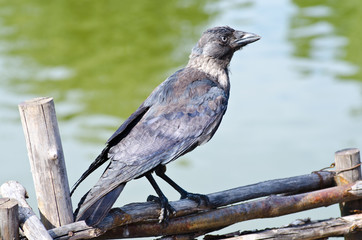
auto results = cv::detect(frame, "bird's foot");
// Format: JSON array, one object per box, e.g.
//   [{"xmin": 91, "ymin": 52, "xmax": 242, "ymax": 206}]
[
  {"xmin": 147, "ymin": 195, "xmax": 176, "ymax": 224},
  {"xmin": 180, "ymin": 192, "xmax": 211, "ymax": 207}
]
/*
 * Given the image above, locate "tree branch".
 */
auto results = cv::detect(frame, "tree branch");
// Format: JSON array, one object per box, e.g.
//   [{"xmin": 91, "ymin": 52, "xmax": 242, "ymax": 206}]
[
  {"xmin": 49, "ymin": 171, "xmax": 336, "ymax": 239},
  {"xmin": 96, "ymin": 181, "xmax": 362, "ymax": 239},
  {"xmin": 207, "ymin": 213, "xmax": 362, "ymax": 240}
]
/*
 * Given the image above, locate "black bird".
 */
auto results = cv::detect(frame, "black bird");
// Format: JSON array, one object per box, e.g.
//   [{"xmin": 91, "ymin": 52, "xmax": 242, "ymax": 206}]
[{"xmin": 71, "ymin": 26, "xmax": 260, "ymax": 226}]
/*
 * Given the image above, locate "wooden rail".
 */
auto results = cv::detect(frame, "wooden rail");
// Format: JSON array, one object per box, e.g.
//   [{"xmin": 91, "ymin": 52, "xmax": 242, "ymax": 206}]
[{"xmin": 0, "ymin": 97, "xmax": 361, "ymax": 240}]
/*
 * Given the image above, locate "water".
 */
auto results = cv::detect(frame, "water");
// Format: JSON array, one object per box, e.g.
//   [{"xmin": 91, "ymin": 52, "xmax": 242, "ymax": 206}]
[{"xmin": 1, "ymin": 0, "xmax": 362, "ymax": 238}]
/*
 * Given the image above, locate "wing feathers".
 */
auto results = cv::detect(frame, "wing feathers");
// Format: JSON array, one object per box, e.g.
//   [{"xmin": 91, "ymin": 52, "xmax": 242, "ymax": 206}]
[{"xmin": 73, "ymin": 68, "xmax": 229, "ymax": 225}]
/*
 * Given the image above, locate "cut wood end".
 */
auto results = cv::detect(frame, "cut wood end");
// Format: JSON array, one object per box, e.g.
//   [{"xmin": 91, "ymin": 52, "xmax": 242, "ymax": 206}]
[
  {"xmin": 335, "ymin": 148, "xmax": 360, "ymax": 156},
  {"xmin": 18, "ymin": 97, "xmax": 53, "ymax": 107},
  {"xmin": 0, "ymin": 181, "xmax": 27, "ymax": 199}
]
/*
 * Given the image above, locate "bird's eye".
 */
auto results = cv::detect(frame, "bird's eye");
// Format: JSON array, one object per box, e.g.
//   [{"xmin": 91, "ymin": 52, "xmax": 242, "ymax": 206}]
[{"xmin": 221, "ymin": 36, "xmax": 228, "ymax": 43}]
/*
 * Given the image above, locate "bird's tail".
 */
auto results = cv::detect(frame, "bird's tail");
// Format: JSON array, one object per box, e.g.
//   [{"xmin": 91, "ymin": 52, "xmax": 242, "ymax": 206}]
[{"xmin": 74, "ymin": 183, "xmax": 126, "ymax": 226}]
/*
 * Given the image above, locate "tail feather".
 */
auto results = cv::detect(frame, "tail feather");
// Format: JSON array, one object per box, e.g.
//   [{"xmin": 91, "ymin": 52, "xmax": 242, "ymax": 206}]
[
  {"xmin": 70, "ymin": 147, "xmax": 110, "ymax": 196},
  {"xmin": 75, "ymin": 183, "xmax": 126, "ymax": 226}
]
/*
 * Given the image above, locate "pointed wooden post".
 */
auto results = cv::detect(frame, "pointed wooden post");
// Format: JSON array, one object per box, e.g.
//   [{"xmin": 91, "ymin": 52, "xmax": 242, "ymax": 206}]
[
  {"xmin": 335, "ymin": 148, "xmax": 362, "ymax": 240},
  {"xmin": 18, "ymin": 97, "xmax": 73, "ymax": 229}
]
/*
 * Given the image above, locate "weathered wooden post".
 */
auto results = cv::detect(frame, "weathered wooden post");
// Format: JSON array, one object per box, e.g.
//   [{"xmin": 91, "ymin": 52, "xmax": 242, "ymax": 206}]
[
  {"xmin": 0, "ymin": 198, "xmax": 19, "ymax": 240},
  {"xmin": 1, "ymin": 181, "xmax": 53, "ymax": 240},
  {"xmin": 335, "ymin": 148, "xmax": 362, "ymax": 240},
  {"xmin": 18, "ymin": 97, "xmax": 73, "ymax": 229}
]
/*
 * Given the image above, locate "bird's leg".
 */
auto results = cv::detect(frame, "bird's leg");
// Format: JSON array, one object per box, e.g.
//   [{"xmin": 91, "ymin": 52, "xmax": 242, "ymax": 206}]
[
  {"xmin": 145, "ymin": 172, "xmax": 175, "ymax": 223},
  {"xmin": 155, "ymin": 165, "xmax": 211, "ymax": 206}
]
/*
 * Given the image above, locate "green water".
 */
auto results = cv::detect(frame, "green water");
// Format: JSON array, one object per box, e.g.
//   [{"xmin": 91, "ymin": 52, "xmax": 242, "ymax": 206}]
[{"xmin": 1, "ymin": 0, "xmax": 362, "ymax": 238}]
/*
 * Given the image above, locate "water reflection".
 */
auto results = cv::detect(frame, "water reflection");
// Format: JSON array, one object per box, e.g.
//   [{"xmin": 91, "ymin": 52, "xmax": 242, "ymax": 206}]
[
  {"xmin": 0, "ymin": 0, "xmax": 214, "ymax": 119},
  {"xmin": 290, "ymin": 0, "xmax": 361, "ymax": 80},
  {"xmin": 0, "ymin": 0, "xmax": 218, "ymax": 230}
]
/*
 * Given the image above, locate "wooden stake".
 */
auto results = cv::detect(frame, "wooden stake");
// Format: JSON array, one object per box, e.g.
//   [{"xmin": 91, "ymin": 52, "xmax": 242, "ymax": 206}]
[
  {"xmin": 335, "ymin": 148, "xmax": 362, "ymax": 240},
  {"xmin": 1, "ymin": 181, "xmax": 52, "ymax": 240},
  {"xmin": 0, "ymin": 198, "xmax": 19, "ymax": 240},
  {"xmin": 18, "ymin": 97, "xmax": 73, "ymax": 229}
]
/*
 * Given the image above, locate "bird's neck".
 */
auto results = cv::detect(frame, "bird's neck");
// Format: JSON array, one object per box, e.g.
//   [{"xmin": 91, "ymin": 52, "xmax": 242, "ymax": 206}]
[{"xmin": 187, "ymin": 55, "xmax": 230, "ymax": 90}]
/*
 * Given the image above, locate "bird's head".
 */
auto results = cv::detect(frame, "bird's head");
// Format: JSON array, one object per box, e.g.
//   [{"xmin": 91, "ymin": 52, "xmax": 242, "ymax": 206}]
[{"xmin": 190, "ymin": 26, "xmax": 260, "ymax": 62}]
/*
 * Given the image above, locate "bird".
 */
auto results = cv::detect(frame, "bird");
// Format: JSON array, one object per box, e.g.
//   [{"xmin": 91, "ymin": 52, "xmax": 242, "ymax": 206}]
[{"xmin": 71, "ymin": 26, "xmax": 260, "ymax": 226}]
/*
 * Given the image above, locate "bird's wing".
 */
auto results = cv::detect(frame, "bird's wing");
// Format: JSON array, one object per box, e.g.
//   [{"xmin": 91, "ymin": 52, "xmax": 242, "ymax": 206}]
[
  {"xmin": 70, "ymin": 105, "xmax": 150, "ymax": 196},
  {"xmin": 84, "ymin": 77, "xmax": 228, "ymax": 202},
  {"xmin": 70, "ymin": 70, "xmax": 183, "ymax": 196}
]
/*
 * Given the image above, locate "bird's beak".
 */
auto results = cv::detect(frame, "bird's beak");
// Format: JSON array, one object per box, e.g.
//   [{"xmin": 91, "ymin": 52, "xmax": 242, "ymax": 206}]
[{"xmin": 232, "ymin": 31, "xmax": 261, "ymax": 49}]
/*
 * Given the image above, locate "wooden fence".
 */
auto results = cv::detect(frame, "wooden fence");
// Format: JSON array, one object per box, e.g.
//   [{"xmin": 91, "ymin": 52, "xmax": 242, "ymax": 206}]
[{"xmin": 0, "ymin": 97, "xmax": 361, "ymax": 240}]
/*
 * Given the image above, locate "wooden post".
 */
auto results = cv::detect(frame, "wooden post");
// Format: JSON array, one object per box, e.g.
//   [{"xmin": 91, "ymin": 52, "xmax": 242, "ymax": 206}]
[
  {"xmin": 18, "ymin": 97, "xmax": 73, "ymax": 229},
  {"xmin": 335, "ymin": 148, "xmax": 362, "ymax": 240},
  {"xmin": 0, "ymin": 198, "xmax": 19, "ymax": 240},
  {"xmin": 1, "ymin": 181, "xmax": 53, "ymax": 240}
]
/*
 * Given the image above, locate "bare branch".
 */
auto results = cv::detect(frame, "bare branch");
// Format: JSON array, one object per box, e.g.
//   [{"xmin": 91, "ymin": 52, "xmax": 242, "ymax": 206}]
[
  {"xmin": 50, "ymin": 171, "xmax": 336, "ymax": 239},
  {"xmin": 96, "ymin": 181, "xmax": 361, "ymax": 239},
  {"xmin": 209, "ymin": 213, "xmax": 362, "ymax": 240}
]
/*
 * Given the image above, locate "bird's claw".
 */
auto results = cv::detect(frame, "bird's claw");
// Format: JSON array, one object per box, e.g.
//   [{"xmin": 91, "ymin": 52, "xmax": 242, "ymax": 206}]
[
  {"xmin": 147, "ymin": 195, "xmax": 176, "ymax": 224},
  {"xmin": 181, "ymin": 192, "xmax": 211, "ymax": 207}
]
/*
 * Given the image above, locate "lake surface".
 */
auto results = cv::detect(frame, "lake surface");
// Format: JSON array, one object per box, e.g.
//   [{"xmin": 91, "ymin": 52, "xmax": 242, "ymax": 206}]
[{"xmin": 1, "ymin": 0, "xmax": 362, "ymax": 237}]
